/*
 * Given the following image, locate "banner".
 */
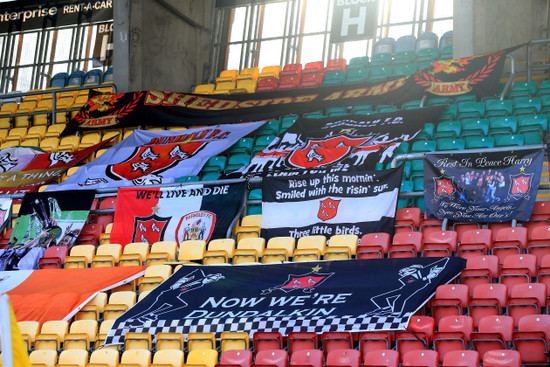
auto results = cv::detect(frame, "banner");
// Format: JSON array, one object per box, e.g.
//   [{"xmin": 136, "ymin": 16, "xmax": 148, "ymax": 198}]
[
  {"xmin": 0, "ymin": 295, "xmax": 31, "ymax": 367},
  {"xmin": 0, "ymin": 198, "xmax": 12, "ymax": 233},
  {"xmin": 228, "ymin": 107, "xmax": 443, "ymax": 177},
  {"xmin": 0, "ymin": 0, "xmax": 113, "ymax": 34},
  {"xmin": 63, "ymin": 47, "xmax": 517, "ymax": 135},
  {"xmin": 424, "ymin": 148, "xmax": 544, "ymax": 222},
  {"xmin": 48, "ymin": 122, "xmax": 264, "ymax": 191},
  {"xmin": 0, "ymin": 141, "xmax": 109, "ymax": 195},
  {"xmin": 0, "ymin": 267, "xmax": 144, "ymax": 323},
  {"xmin": 110, "ymin": 182, "xmax": 246, "ymax": 246},
  {"xmin": 105, "ymin": 258, "xmax": 465, "ymax": 345},
  {"xmin": 262, "ymin": 168, "xmax": 402, "ymax": 240}
]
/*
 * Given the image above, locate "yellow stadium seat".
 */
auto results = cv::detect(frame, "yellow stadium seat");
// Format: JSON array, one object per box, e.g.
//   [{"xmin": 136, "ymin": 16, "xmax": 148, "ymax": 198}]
[
  {"xmin": 237, "ymin": 67, "xmax": 260, "ymax": 81},
  {"xmin": 119, "ymin": 349, "xmax": 151, "ymax": 367},
  {"xmin": 122, "ymin": 128, "xmax": 135, "ymax": 140},
  {"xmin": 293, "ymin": 235, "xmax": 326, "ymax": 262},
  {"xmin": 88, "ymin": 348, "xmax": 119, "ymax": 367},
  {"xmin": 0, "ymin": 117, "xmax": 11, "ymax": 129},
  {"xmin": 101, "ymin": 129, "xmax": 122, "ymax": 145},
  {"xmin": 186, "ymin": 349, "xmax": 218, "ymax": 367},
  {"xmin": 234, "ymin": 215, "xmax": 262, "ymax": 241},
  {"xmin": 91, "ymin": 243, "xmax": 122, "ymax": 267},
  {"xmin": 14, "ymin": 101, "xmax": 36, "ymax": 127},
  {"xmin": 18, "ymin": 320, "xmax": 40, "ymax": 351},
  {"xmin": 151, "ymin": 349, "xmax": 184, "ymax": 367},
  {"xmin": 231, "ymin": 79, "xmax": 256, "ymax": 94},
  {"xmin": 103, "ymin": 291, "xmax": 137, "ymax": 320},
  {"xmin": 25, "ymin": 125, "xmax": 47, "ymax": 140},
  {"xmin": 5, "ymin": 127, "xmax": 27, "ymax": 144},
  {"xmin": 73, "ymin": 95, "xmax": 89, "ymax": 108},
  {"xmin": 187, "ymin": 332, "xmax": 216, "ymax": 351},
  {"xmin": 119, "ymin": 242, "xmax": 150, "ymax": 266},
  {"xmin": 95, "ymin": 319, "xmax": 115, "ymax": 349},
  {"xmin": 54, "ymin": 97, "xmax": 75, "ymax": 123},
  {"xmin": 99, "ymin": 223, "xmax": 113, "ymax": 246},
  {"xmin": 156, "ymin": 332, "xmax": 184, "ymax": 350},
  {"xmin": 57, "ymin": 349, "xmax": 88, "ymax": 367},
  {"xmin": 64, "ymin": 244, "xmax": 95, "ymax": 268},
  {"xmin": 220, "ymin": 331, "xmax": 249, "ymax": 352},
  {"xmin": 34, "ymin": 320, "xmax": 69, "ymax": 351},
  {"xmin": 57, "ymin": 134, "xmax": 80, "ymax": 152},
  {"xmin": 39, "ymin": 137, "xmax": 59, "ymax": 152},
  {"xmin": 44, "ymin": 123, "xmax": 66, "ymax": 138},
  {"xmin": 0, "ymin": 102, "xmax": 18, "ymax": 114},
  {"xmin": 29, "ymin": 349, "xmax": 57, "ymax": 367},
  {"xmin": 22, "ymin": 90, "xmax": 43, "ymax": 103},
  {"xmin": 262, "ymin": 236, "xmax": 295, "ymax": 263},
  {"xmin": 95, "ymin": 148, "xmax": 109, "ymax": 159},
  {"xmin": 216, "ymin": 69, "xmax": 239, "ymax": 82},
  {"xmin": 167, "ymin": 126, "xmax": 187, "ymax": 131},
  {"xmin": 203, "ymin": 238, "xmax": 235, "ymax": 264},
  {"xmin": 214, "ymin": 80, "xmax": 235, "ymax": 93},
  {"xmin": 0, "ymin": 140, "xmax": 20, "ymax": 149},
  {"xmin": 124, "ymin": 332, "xmax": 152, "ymax": 350},
  {"xmin": 63, "ymin": 319, "xmax": 98, "ymax": 350},
  {"xmin": 233, "ymin": 237, "xmax": 265, "ymax": 264},
  {"xmin": 324, "ymin": 234, "xmax": 359, "ymax": 260},
  {"xmin": 178, "ymin": 240, "xmax": 207, "ymax": 261},
  {"xmin": 75, "ymin": 291, "xmax": 107, "ymax": 321},
  {"xmin": 138, "ymin": 290, "xmax": 151, "ymax": 301},
  {"xmin": 146, "ymin": 241, "xmax": 178, "ymax": 265},
  {"xmin": 78, "ymin": 132, "xmax": 101, "ymax": 149},
  {"xmin": 137, "ymin": 264, "xmax": 172, "ymax": 293},
  {"xmin": 0, "ymin": 129, "xmax": 8, "ymax": 142},
  {"xmin": 20, "ymin": 137, "xmax": 39, "ymax": 148},
  {"xmin": 194, "ymin": 84, "xmax": 215, "ymax": 94},
  {"xmin": 260, "ymin": 65, "xmax": 281, "ymax": 79}
]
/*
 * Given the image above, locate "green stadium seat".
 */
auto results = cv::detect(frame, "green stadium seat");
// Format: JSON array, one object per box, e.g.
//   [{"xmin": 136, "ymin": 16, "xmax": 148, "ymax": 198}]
[
  {"xmin": 537, "ymin": 80, "xmax": 550, "ymax": 96},
  {"xmin": 280, "ymin": 115, "xmax": 298, "ymax": 131},
  {"xmin": 322, "ymin": 71, "xmax": 346, "ymax": 87},
  {"xmin": 177, "ymin": 175, "xmax": 200, "ymax": 182},
  {"xmin": 394, "ymin": 35, "xmax": 416, "ymax": 60},
  {"xmin": 439, "ymin": 104, "xmax": 458, "ymax": 121},
  {"xmin": 541, "ymin": 94, "xmax": 550, "ymax": 113},
  {"xmin": 517, "ymin": 114, "xmax": 548, "ymax": 135},
  {"xmin": 247, "ymin": 205, "xmax": 262, "ymax": 215},
  {"xmin": 457, "ymin": 101, "xmax": 485, "ymax": 119},
  {"xmin": 253, "ymin": 135, "xmax": 277, "ymax": 155},
  {"xmin": 201, "ymin": 156, "xmax": 227, "ymax": 174},
  {"xmin": 440, "ymin": 31, "xmax": 453, "ymax": 59},
  {"xmin": 394, "ymin": 51, "xmax": 416, "ymax": 65},
  {"xmin": 484, "ymin": 99, "xmax": 513, "ymax": 117},
  {"xmin": 200, "ymin": 172, "xmax": 221, "ymax": 181},
  {"xmin": 392, "ymin": 64, "xmax": 416, "ymax": 77},
  {"xmin": 351, "ymin": 104, "xmax": 373, "ymax": 114},
  {"xmin": 436, "ymin": 138, "xmax": 466, "ymax": 151},
  {"xmin": 489, "ymin": 116, "xmax": 518, "ymax": 134},
  {"xmin": 394, "ymin": 142, "xmax": 410, "ymax": 155},
  {"xmin": 256, "ymin": 120, "xmax": 280, "ymax": 137},
  {"xmin": 461, "ymin": 118, "xmax": 489, "ymax": 137},
  {"xmin": 494, "ymin": 134, "xmax": 524, "ymax": 147},
  {"xmin": 465, "ymin": 136, "xmax": 495, "ymax": 149},
  {"xmin": 454, "ymin": 94, "xmax": 477, "ymax": 103},
  {"xmin": 401, "ymin": 99, "xmax": 423, "ymax": 110},
  {"xmin": 229, "ymin": 137, "xmax": 254, "ymax": 156},
  {"xmin": 427, "ymin": 97, "xmax": 452, "ymax": 106},
  {"xmin": 435, "ymin": 120, "xmax": 461, "ymax": 138},
  {"xmin": 411, "ymin": 140, "xmax": 436, "ymax": 153},
  {"xmin": 225, "ymin": 153, "xmax": 251, "ymax": 172},
  {"xmin": 326, "ymin": 107, "xmax": 348, "ymax": 116},
  {"xmin": 248, "ymin": 189, "xmax": 262, "ymax": 200},
  {"xmin": 509, "ymin": 81, "xmax": 537, "ymax": 98},
  {"xmin": 347, "ymin": 56, "xmax": 369, "ymax": 69},
  {"xmin": 416, "ymin": 123, "xmax": 435, "ymax": 139},
  {"xmin": 415, "ymin": 197, "xmax": 425, "ymax": 213},
  {"xmin": 512, "ymin": 96, "xmax": 542, "ymax": 114},
  {"xmin": 412, "ymin": 176, "xmax": 424, "ymax": 191},
  {"xmin": 368, "ymin": 65, "xmax": 392, "ymax": 82},
  {"xmin": 416, "ymin": 47, "xmax": 440, "ymax": 62},
  {"xmin": 343, "ymin": 68, "xmax": 369, "ymax": 84},
  {"xmin": 302, "ymin": 110, "xmax": 326, "ymax": 119},
  {"xmin": 521, "ymin": 131, "xmax": 543, "ymax": 145},
  {"xmin": 415, "ymin": 60, "xmax": 433, "ymax": 70}
]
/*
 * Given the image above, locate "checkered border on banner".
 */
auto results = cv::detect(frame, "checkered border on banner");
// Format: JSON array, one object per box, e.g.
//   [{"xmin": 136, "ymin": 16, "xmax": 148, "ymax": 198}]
[{"xmin": 105, "ymin": 315, "xmax": 408, "ymax": 345}]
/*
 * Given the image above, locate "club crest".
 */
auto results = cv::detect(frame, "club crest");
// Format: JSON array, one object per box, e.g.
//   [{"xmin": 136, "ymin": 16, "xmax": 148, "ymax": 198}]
[
  {"xmin": 287, "ymin": 136, "xmax": 365, "ymax": 169},
  {"xmin": 132, "ymin": 214, "xmax": 171, "ymax": 243},
  {"xmin": 318, "ymin": 198, "xmax": 340, "ymax": 221},
  {"xmin": 175, "ymin": 211, "xmax": 216, "ymax": 243},
  {"xmin": 509, "ymin": 173, "xmax": 533, "ymax": 199},
  {"xmin": 262, "ymin": 271, "xmax": 334, "ymax": 294},
  {"xmin": 435, "ymin": 177, "xmax": 454, "ymax": 196}
]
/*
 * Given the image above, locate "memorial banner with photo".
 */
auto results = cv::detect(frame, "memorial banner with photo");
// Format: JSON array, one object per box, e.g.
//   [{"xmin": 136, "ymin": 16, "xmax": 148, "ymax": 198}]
[
  {"xmin": 63, "ymin": 47, "xmax": 519, "ymax": 135},
  {"xmin": 424, "ymin": 148, "xmax": 544, "ymax": 222},
  {"xmin": 262, "ymin": 168, "xmax": 402, "ymax": 240},
  {"xmin": 110, "ymin": 182, "xmax": 246, "ymax": 246},
  {"xmin": 105, "ymin": 258, "xmax": 465, "ymax": 345},
  {"xmin": 228, "ymin": 107, "xmax": 442, "ymax": 177},
  {"xmin": 48, "ymin": 122, "xmax": 264, "ymax": 191}
]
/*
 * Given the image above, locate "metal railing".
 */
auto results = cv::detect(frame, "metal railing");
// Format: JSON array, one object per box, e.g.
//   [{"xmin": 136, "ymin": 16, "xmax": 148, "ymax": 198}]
[{"xmin": 526, "ymin": 39, "xmax": 550, "ymax": 81}]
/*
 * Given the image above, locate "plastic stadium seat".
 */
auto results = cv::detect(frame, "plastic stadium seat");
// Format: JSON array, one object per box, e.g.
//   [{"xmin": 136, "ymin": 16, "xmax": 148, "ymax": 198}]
[
  {"xmin": 253, "ymin": 331, "xmax": 283, "ymax": 352},
  {"xmin": 322, "ymin": 71, "xmax": 345, "ymax": 87},
  {"xmin": 220, "ymin": 349, "xmax": 252, "ymax": 367},
  {"xmin": 75, "ymin": 291, "xmax": 107, "ymax": 321},
  {"xmin": 509, "ymin": 81, "xmax": 537, "ymax": 98},
  {"xmin": 151, "ymin": 349, "xmax": 185, "ymax": 367},
  {"xmin": 482, "ymin": 350, "xmax": 520, "ymax": 367},
  {"xmin": 217, "ymin": 69, "xmax": 239, "ymax": 82},
  {"xmin": 457, "ymin": 229, "xmax": 493, "ymax": 259},
  {"xmin": 256, "ymin": 76, "xmax": 279, "ymax": 92},
  {"xmin": 103, "ymin": 291, "xmax": 136, "ymax": 320},
  {"xmin": 178, "ymin": 240, "xmax": 206, "ymax": 261},
  {"xmin": 325, "ymin": 349, "xmax": 360, "ymax": 367},
  {"xmin": 434, "ymin": 316, "xmax": 473, "ymax": 362},
  {"xmin": 18, "ymin": 320, "xmax": 40, "ymax": 351},
  {"xmin": 537, "ymin": 254, "xmax": 550, "ymax": 292},
  {"xmin": 527, "ymin": 225, "xmax": 550, "ymax": 266},
  {"xmin": 187, "ymin": 332, "xmax": 216, "ymax": 351},
  {"xmin": 38, "ymin": 245, "xmax": 69, "ymax": 269},
  {"xmin": 498, "ymin": 254, "xmax": 537, "ymax": 293},
  {"xmin": 29, "ymin": 349, "xmax": 58, "ymax": 367},
  {"xmin": 203, "ymin": 238, "xmax": 235, "ymax": 264},
  {"xmin": 506, "ymin": 283, "xmax": 546, "ymax": 327},
  {"xmin": 35, "ymin": 320, "xmax": 69, "ymax": 351},
  {"xmin": 422, "ymin": 230, "xmax": 458, "ymax": 257},
  {"xmin": 371, "ymin": 38, "xmax": 395, "ymax": 65},
  {"xmin": 279, "ymin": 63, "xmax": 302, "ymax": 90},
  {"xmin": 396, "ymin": 316, "xmax": 434, "ymax": 359},
  {"xmin": 288, "ymin": 332, "xmax": 318, "ymax": 356},
  {"xmin": 220, "ymin": 332, "xmax": 249, "ymax": 352},
  {"xmin": 362, "ymin": 349, "xmax": 398, "ymax": 367},
  {"xmin": 91, "ymin": 243, "xmax": 122, "ymax": 267},
  {"xmin": 435, "ymin": 120, "xmax": 461, "ymax": 138},
  {"xmin": 233, "ymin": 237, "xmax": 265, "ymax": 264},
  {"xmin": 389, "ymin": 232, "xmax": 422, "ymax": 258},
  {"xmin": 290, "ymin": 349, "xmax": 324, "ymax": 367},
  {"xmin": 441, "ymin": 350, "xmax": 479, "ymax": 367},
  {"xmin": 468, "ymin": 283, "xmax": 507, "ymax": 327},
  {"xmin": 491, "ymin": 226, "xmax": 527, "ymax": 264},
  {"xmin": 118, "ymin": 242, "xmax": 149, "ymax": 266},
  {"xmin": 50, "ymin": 72, "xmax": 69, "ymax": 88},
  {"xmin": 262, "ymin": 237, "xmax": 295, "ymax": 263},
  {"xmin": 394, "ymin": 208, "xmax": 421, "ymax": 231},
  {"xmin": 402, "ymin": 350, "xmax": 438, "ymax": 367},
  {"xmin": 259, "ymin": 65, "xmax": 281, "ymax": 78},
  {"xmin": 324, "ymin": 234, "xmax": 358, "ymax": 260},
  {"xmin": 300, "ymin": 61, "xmax": 324, "ymax": 88},
  {"xmin": 488, "ymin": 115, "xmax": 517, "ymax": 135},
  {"xmin": 494, "ymin": 133, "xmax": 524, "ymax": 147},
  {"xmin": 145, "ymin": 241, "xmax": 177, "ymax": 265},
  {"xmin": 357, "ymin": 233, "xmax": 390, "ymax": 259},
  {"xmin": 255, "ymin": 350, "xmax": 288, "ymax": 367},
  {"xmin": 88, "ymin": 348, "xmax": 119, "ymax": 366},
  {"xmin": 293, "ymin": 236, "xmax": 326, "ymax": 261},
  {"xmin": 94, "ymin": 319, "xmax": 115, "ymax": 349},
  {"xmin": 119, "ymin": 349, "xmax": 151, "ymax": 367},
  {"xmin": 513, "ymin": 314, "xmax": 550, "ymax": 365},
  {"xmin": 64, "ymin": 319, "xmax": 98, "ymax": 350},
  {"xmin": 137, "ymin": 264, "xmax": 172, "ymax": 292},
  {"xmin": 186, "ymin": 349, "xmax": 218, "ymax": 367},
  {"xmin": 320, "ymin": 332, "xmax": 353, "ymax": 357},
  {"xmin": 358, "ymin": 331, "xmax": 391, "ymax": 355},
  {"xmin": 430, "ymin": 284, "xmax": 469, "ymax": 324},
  {"xmin": 484, "ymin": 99, "xmax": 513, "ymax": 117},
  {"xmin": 471, "ymin": 315, "xmax": 513, "ymax": 359}
]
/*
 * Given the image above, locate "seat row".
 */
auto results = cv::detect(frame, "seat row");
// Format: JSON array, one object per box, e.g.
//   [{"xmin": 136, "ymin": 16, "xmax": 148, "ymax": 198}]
[{"xmin": 49, "ymin": 68, "xmax": 114, "ymax": 89}]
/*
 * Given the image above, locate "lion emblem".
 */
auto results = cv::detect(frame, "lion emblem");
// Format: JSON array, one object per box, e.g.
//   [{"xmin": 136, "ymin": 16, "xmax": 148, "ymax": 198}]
[{"xmin": 86, "ymin": 93, "xmax": 125, "ymax": 113}]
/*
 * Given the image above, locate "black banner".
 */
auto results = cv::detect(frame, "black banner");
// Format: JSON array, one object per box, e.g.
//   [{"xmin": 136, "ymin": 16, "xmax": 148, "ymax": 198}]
[
  {"xmin": 104, "ymin": 258, "xmax": 465, "ymax": 345},
  {"xmin": 262, "ymin": 168, "xmax": 402, "ymax": 240},
  {"xmin": 0, "ymin": 0, "xmax": 113, "ymax": 34},
  {"xmin": 330, "ymin": 0, "xmax": 378, "ymax": 43},
  {"xmin": 424, "ymin": 149, "xmax": 544, "ymax": 222},
  {"xmin": 229, "ymin": 107, "xmax": 443, "ymax": 177},
  {"xmin": 63, "ymin": 47, "xmax": 518, "ymax": 135}
]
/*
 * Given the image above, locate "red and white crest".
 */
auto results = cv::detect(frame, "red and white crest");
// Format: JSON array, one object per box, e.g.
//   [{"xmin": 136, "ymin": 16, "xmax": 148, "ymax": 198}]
[
  {"xmin": 318, "ymin": 197, "xmax": 341, "ymax": 221},
  {"xmin": 106, "ymin": 142, "xmax": 206, "ymax": 181},
  {"xmin": 132, "ymin": 214, "xmax": 171, "ymax": 244},
  {"xmin": 511, "ymin": 174, "xmax": 532, "ymax": 195},
  {"xmin": 287, "ymin": 136, "xmax": 366, "ymax": 169},
  {"xmin": 435, "ymin": 178, "xmax": 454, "ymax": 195}
]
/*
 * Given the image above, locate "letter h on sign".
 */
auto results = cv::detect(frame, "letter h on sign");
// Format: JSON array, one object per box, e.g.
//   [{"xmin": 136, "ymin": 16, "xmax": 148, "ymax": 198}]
[{"xmin": 330, "ymin": 0, "xmax": 379, "ymax": 43}]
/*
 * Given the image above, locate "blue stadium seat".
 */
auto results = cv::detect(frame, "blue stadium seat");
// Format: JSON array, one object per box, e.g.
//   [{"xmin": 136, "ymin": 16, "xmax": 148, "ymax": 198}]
[
  {"xmin": 484, "ymin": 99, "xmax": 513, "ymax": 117},
  {"xmin": 371, "ymin": 38, "xmax": 395, "ymax": 66},
  {"xmin": 84, "ymin": 69, "xmax": 103, "ymax": 85},
  {"xmin": 461, "ymin": 118, "xmax": 489, "ymax": 137},
  {"xmin": 50, "ymin": 72, "xmax": 69, "ymax": 88},
  {"xmin": 434, "ymin": 120, "xmax": 461, "ymax": 138},
  {"xmin": 393, "ymin": 35, "xmax": 417, "ymax": 64},
  {"xmin": 509, "ymin": 81, "xmax": 537, "ymax": 98},
  {"xmin": 512, "ymin": 96, "xmax": 542, "ymax": 114},
  {"xmin": 439, "ymin": 30, "xmax": 453, "ymax": 59},
  {"xmin": 489, "ymin": 116, "xmax": 518, "ymax": 135},
  {"xmin": 103, "ymin": 67, "xmax": 114, "ymax": 83},
  {"xmin": 67, "ymin": 70, "xmax": 85, "ymax": 86},
  {"xmin": 416, "ymin": 32, "xmax": 440, "ymax": 62}
]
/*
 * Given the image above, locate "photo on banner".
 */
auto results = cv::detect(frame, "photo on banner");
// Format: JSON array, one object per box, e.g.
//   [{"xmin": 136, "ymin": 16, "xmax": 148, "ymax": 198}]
[
  {"xmin": 110, "ymin": 182, "xmax": 246, "ymax": 246},
  {"xmin": 424, "ymin": 148, "xmax": 544, "ymax": 222},
  {"xmin": 261, "ymin": 167, "xmax": 403, "ymax": 240}
]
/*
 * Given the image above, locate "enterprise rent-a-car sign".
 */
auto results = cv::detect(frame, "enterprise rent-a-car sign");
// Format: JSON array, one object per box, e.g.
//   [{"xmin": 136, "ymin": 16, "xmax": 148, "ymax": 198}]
[
  {"xmin": 330, "ymin": 0, "xmax": 379, "ymax": 43},
  {"xmin": 0, "ymin": 0, "xmax": 112, "ymax": 33}
]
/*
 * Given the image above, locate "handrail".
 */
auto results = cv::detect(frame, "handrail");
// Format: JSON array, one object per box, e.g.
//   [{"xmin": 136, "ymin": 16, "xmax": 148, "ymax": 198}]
[
  {"xmin": 500, "ymin": 54, "xmax": 515, "ymax": 100},
  {"xmin": 526, "ymin": 39, "xmax": 550, "ymax": 81}
]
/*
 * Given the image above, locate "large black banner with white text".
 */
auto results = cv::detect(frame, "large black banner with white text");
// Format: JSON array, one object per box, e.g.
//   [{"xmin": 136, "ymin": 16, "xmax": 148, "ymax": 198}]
[
  {"xmin": 262, "ymin": 168, "xmax": 402, "ymax": 240},
  {"xmin": 228, "ymin": 107, "xmax": 443, "ymax": 177},
  {"xmin": 63, "ymin": 47, "xmax": 519, "ymax": 135},
  {"xmin": 424, "ymin": 149, "xmax": 544, "ymax": 222},
  {"xmin": 105, "ymin": 258, "xmax": 465, "ymax": 344}
]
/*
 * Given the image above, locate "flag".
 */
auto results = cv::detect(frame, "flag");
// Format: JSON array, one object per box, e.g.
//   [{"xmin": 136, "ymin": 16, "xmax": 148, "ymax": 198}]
[
  {"xmin": 0, "ymin": 198, "xmax": 12, "ymax": 233},
  {"xmin": 424, "ymin": 148, "xmax": 544, "ymax": 222},
  {"xmin": 228, "ymin": 107, "xmax": 443, "ymax": 178},
  {"xmin": 48, "ymin": 122, "xmax": 264, "ymax": 191},
  {"xmin": 63, "ymin": 47, "xmax": 518, "ymax": 135},
  {"xmin": 104, "ymin": 258, "xmax": 465, "ymax": 345},
  {"xmin": 0, "ymin": 267, "xmax": 144, "ymax": 323},
  {"xmin": 110, "ymin": 182, "xmax": 246, "ymax": 246},
  {"xmin": 262, "ymin": 168, "xmax": 402, "ymax": 240},
  {"xmin": 0, "ymin": 295, "xmax": 31, "ymax": 367}
]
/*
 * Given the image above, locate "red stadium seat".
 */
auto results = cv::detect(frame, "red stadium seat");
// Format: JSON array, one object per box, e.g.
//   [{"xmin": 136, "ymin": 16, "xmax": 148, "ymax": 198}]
[
  {"xmin": 471, "ymin": 315, "xmax": 513, "ymax": 359},
  {"xmin": 75, "ymin": 223, "xmax": 105, "ymax": 247},
  {"xmin": 388, "ymin": 232, "xmax": 423, "ymax": 258},
  {"xmin": 468, "ymin": 283, "xmax": 507, "ymax": 327},
  {"xmin": 430, "ymin": 284, "xmax": 469, "ymax": 324},
  {"xmin": 220, "ymin": 350, "xmax": 253, "ymax": 367},
  {"xmin": 536, "ymin": 254, "xmax": 550, "ymax": 293},
  {"xmin": 491, "ymin": 226, "xmax": 527, "ymax": 264},
  {"xmin": 421, "ymin": 230, "xmax": 458, "ymax": 257},
  {"xmin": 402, "ymin": 350, "xmax": 438, "ymax": 367},
  {"xmin": 290, "ymin": 349, "xmax": 323, "ymax": 367},
  {"xmin": 513, "ymin": 314, "xmax": 550, "ymax": 365},
  {"xmin": 498, "ymin": 254, "xmax": 537, "ymax": 294},
  {"xmin": 419, "ymin": 218, "xmax": 443, "ymax": 237},
  {"xmin": 362, "ymin": 349, "xmax": 398, "ymax": 367},
  {"xmin": 358, "ymin": 233, "xmax": 390, "ymax": 259},
  {"xmin": 98, "ymin": 196, "xmax": 117, "ymax": 210},
  {"xmin": 256, "ymin": 77, "xmax": 279, "ymax": 92},
  {"xmin": 396, "ymin": 316, "xmax": 434, "ymax": 360},
  {"xmin": 460, "ymin": 255, "xmax": 499, "ymax": 295},
  {"xmin": 482, "ymin": 349, "xmax": 520, "ymax": 367},
  {"xmin": 321, "ymin": 332, "xmax": 353, "ymax": 357},
  {"xmin": 526, "ymin": 225, "xmax": 550, "ymax": 266},
  {"xmin": 255, "ymin": 350, "xmax": 288, "ymax": 367},
  {"xmin": 299, "ymin": 61, "xmax": 324, "ymax": 88},
  {"xmin": 394, "ymin": 208, "xmax": 421, "ymax": 232},
  {"xmin": 38, "ymin": 246, "xmax": 69, "ymax": 269},
  {"xmin": 358, "ymin": 331, "xmax": 392, "ymax": 355},
  {"xmin": 452, "ymin": 222, "xmax": 480, "ymax": 242},
  {"xmin": 457, "ymin": 229, "xmax": 492, "ymax": 259},
  {"xmin": 487, "ymin": 222, "xmax": 513, "ymax": 241},
  {"xmin": 434, "ymin": 315, "xmax": 473, "ymax": 362},
  {"xmin": 253, "ymin": 331, "xmax": 283, "ymax": 352},
  {"xmin": 506, "ymin": 283, "xmax": 546, "ymax": 327},
  {"xmin": 441, "ymin": 350, "xmax": 479, "ymax": 367},
  {"xmin": 324, "ymin": 59, "xmax": 346, "ymax": 74},
  {"xmin": 287, "ymin": 332, "xmax": 318, "ymax": 356},
  {"xmin": 325, "ymin": 349, "xmax": 360, "ymax": 367}
]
